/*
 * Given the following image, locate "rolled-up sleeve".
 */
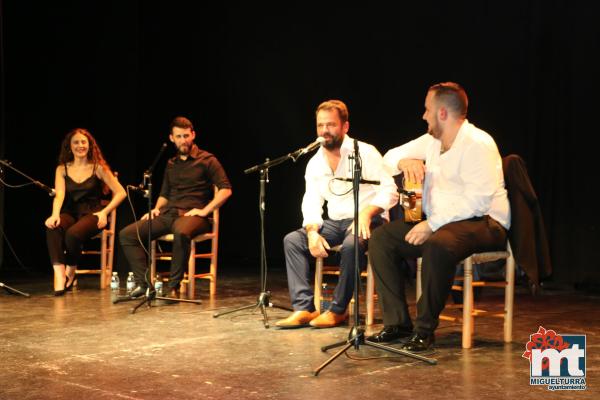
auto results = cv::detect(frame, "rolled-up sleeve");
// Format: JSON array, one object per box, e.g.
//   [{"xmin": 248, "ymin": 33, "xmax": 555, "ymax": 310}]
[
  {"xmin": 363, "ymin": 144, "xmax": 398, "ymax": 212},
  {"xmin": 383, "ymin": 133, "xmax": 432, "ymax": 175}
]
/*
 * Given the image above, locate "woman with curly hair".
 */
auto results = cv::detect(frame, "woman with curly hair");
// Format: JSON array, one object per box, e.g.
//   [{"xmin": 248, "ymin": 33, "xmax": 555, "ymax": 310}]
[{"xmin": 45, "ymin": 128, "xmax": 126, "ymax": 295}]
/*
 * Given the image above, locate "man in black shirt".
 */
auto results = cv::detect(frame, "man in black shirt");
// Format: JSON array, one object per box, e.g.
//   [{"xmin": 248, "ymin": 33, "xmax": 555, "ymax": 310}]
[{"xmin": 120, "ymin": 116, "xmax": 232, "ymax": 298}]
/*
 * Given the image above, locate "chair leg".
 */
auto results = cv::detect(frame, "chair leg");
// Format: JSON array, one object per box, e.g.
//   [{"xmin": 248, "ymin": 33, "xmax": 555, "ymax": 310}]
[
  {"xmin": 209, "ymin": 256, "xmax": 217, "ymax": 296},
  {"xmin": 105, "ymin": 232, "xmax": 115, "ymax": 289},
  {"xmin": 100, "ymin": 231, "xmax": 108, "ymax": 289},
  {"xmin": 366, "ymin": 261, "xmax": 375, "ymax": 326},
  {"xmin": 150, "ymin": 241, "xmax": 157, "ymax": 286},
  {"xmin": 462, "ymin": 256, "xmax": 474, "ymax": 349},
  {"xmin": 210, "ymin": 230, "xmax": 219, "ymax": 296},
  {"xmin": 187, "ymin": 242, "xmax": 196, "ymax": 299},
  {"xmin": 504, "ymin": 244, "xmax": 515, "ymax": 343},
  {"xmin": 314, "ymin": 257, "xmax": 324, "ymax": 312},
  {"xmin": 108, "ymin": 228, "xmax": 116, "ymax": 288},
  {"xmin": 416, "ymin": 258, "xmax": 422, "ymax": 302}
]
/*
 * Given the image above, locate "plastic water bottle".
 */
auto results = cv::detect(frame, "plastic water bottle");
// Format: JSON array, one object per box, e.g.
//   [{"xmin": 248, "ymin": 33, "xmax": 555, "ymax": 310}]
[
  {"xmin": 126, "ymin": 272, "xmax": 136, "ymax": 294},
  {"xmin": 154, "ymin": 274, "xmax": 163, "ymax": 296},
  {"xmin": 110, "ymin": 272, "xmax": 120, "ymax": 300},
  {"xmin": 320, "ymin": 283, "xmax": 332, "ymax": 313}
]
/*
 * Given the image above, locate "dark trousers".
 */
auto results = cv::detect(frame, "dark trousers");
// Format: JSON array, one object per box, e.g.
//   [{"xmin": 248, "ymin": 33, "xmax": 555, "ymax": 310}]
[
  {"xmin": 119, "ymin": 209, "xmax": 210, "ymax": 289},
  {"xmin": 46, "ymin": 213, "xmax": 101, "ymax": 267},
  {"xmin": 283, "ymin": 217, "xmax": 383, "ymax": 314},
  {"xmin": 369, "ymin": 216, "xmax": 507, "ymax": 335}
]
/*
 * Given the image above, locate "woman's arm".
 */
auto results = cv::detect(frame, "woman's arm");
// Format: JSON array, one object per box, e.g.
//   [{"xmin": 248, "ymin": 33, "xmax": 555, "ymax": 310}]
[
  {"xmin": 45, "ymin": 165, "xmax": 66, "ymax": 228},
  {"xmin": 93, "ymin": 166, "xmax": 126, "ymax": 228}
]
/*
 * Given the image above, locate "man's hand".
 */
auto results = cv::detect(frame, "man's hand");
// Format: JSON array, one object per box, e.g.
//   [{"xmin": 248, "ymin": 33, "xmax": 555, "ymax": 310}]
[
  {"xmin": 307, "ymin": 230, "xmax": 330, "ymax": 258},
  {"xmin": 348, "ymin": 209, "xmax": 374, "ymax": 240},
  {"xmin": 184, "ymin": 208, "xmax": 210, "ymax": 217},
  {"xmin": 405, "ymin": 220, "xmax": 432, "ymax": 246},
  {"xmin": 141, "ymin": 208, "xmax": 161, "ymax": 220},
  {"xmin": 398, "ymin": 159, "xmax": 426, "ymax": 184}
]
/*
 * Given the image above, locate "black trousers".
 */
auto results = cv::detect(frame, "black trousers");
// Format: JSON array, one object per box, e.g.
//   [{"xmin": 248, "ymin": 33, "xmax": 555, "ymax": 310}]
[
  {"xmin": 369, "ymin": 216, "xmax": 507, "ymax": 335},
  {"xmin": 119, "ymin": 209, "xmax": 210, "ymax": 289},
  {"xmin": 46, "ymin": 213, "xmax": 101, "ymax": 267}
]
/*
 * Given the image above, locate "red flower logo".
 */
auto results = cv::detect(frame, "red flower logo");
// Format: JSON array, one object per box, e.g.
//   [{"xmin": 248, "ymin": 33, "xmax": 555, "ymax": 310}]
[{"xmin": 523, "ymin": 326, "xmax": 570, "ymax": 371}]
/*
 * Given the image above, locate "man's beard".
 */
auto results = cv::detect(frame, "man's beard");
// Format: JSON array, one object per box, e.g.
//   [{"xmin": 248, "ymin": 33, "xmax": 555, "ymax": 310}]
[
  {"xmin": 177, "ymin": 143, "xmax": 191, "ymax": 155},
  {"xmin": 322, "ymin": 134, "xmax": 343, "ymax": 150},
  {"xmin": 427, "ymin": 119, "xmax": 442, "ymax": 139}
]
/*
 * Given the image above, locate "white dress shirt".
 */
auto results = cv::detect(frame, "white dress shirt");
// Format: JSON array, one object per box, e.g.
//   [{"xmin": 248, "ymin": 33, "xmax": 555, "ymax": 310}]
[
  {"xmin": 302, "ymin": 135, "xmax": 399, "ymax": 227},
  {"xmin": 383, "ymin": 120, "xmax": 510, "ymax": 232}
]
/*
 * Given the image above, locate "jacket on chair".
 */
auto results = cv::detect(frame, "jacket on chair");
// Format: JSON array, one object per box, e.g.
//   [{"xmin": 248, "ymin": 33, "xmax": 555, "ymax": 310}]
[{"xmin": 502, "ymin": 154, "xmax": 553, "ymax": 289}]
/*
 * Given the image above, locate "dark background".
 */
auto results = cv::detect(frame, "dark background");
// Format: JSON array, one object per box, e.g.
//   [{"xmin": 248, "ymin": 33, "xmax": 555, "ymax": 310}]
[{"xmin": 1, "ymin": 2, "xmax": 598, "ymax": 287}]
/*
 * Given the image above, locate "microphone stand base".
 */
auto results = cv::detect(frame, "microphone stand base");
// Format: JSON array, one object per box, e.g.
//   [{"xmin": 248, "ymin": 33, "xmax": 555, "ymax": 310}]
[
  {"xmin": 313, "ymin": 325, "xmax": 437, "ymax": 376},
  {"xmin": 0, "ymin": 282, "xmax": 30, "ymax": 297},
  {"xmin": 213, "ymin": 291, "xmax": 292, "ymax": 329},
  {"xmin": 112, "ymin": 289, "xmax": 202, "ymax": 313}
]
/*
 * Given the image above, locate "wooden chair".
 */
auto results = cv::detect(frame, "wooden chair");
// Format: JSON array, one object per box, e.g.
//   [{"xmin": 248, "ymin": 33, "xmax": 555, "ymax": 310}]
[
  {"xmin": 314, "ymin": 245, "xmax": 376, "ymax": 325},
  {"xmin": 416, "ymin": 242, "xmax": 515, "ymax": 348},
  {"xmin": 150, "ymin": 206, "xmax": 219, "ymax": 298},
  {"xmin": 77, "ymin": 206, "xmax": 117, "ymax": 289}
]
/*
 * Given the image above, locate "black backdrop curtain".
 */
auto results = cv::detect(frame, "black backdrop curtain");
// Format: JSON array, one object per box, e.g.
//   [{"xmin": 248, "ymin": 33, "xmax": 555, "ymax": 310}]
[{"xmin": 1, "ymin": 2, "xmax": 598, "ymax": 285}]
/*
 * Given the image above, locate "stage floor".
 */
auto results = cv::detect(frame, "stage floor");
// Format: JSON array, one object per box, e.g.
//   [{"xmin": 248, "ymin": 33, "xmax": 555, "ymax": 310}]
[{"xmin": 1, "ymin": 269, "xmax": 598, "ymax": 399}]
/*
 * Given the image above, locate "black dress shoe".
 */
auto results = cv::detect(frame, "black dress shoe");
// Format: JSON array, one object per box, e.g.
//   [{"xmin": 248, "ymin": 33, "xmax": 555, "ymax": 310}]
[
  {"xmin": 401, "ymin": 332, "xmax": 435, "ymax": 352},
  {"xmin": 129, "ymin": 286, "xmax": 147, "ymax": 299},
  {"xmin": 366, "ymin": 325, "xmax": 413, "ymax": 343}
]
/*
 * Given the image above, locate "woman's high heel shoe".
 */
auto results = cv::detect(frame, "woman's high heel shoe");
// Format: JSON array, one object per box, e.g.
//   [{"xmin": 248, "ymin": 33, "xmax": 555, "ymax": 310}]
[
  {"xmin": 54, "ymin": 289, "xmax": 66, "ymax": 296},
  {"xmin": 65, "ymin": 276, "xmax": 77, "ymax": 292}
]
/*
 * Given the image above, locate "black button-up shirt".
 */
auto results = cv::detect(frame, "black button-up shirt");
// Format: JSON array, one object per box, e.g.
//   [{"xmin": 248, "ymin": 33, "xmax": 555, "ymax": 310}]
[{"xmin": 159, "ymin": 144, "xmax": 231, "ymax": 214}]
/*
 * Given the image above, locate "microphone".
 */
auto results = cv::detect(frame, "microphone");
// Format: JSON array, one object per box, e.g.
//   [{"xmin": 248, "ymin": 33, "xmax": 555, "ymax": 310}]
[
  {"xmin": 127, "ymin": 184, "xmax": 147, "ymax": 194},
  {"xmin": 299, "ymin": 137, "xmax": 326, "ymax": 155},
  {"xmin": 146, "ymin": 143, "xmax": 168, "ymax": 175},
  {"xmin": 34, "ymin": 181, "xmax": 56, "ymax": 197},
  {"xmin": 334, "ymin": 177, "xmax": 380, "ymax": 185}
]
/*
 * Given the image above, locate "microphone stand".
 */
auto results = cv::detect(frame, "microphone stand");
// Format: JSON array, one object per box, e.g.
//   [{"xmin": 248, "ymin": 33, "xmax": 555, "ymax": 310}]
[
  {"xmin": 313, "ymin": 139, "xmax": 436, "ymax": 376},
  {"xmin": 0, "ymin": 159, "xmax": 53, "ymax": 297},
  {"xmin": 213, "ymin": 144, "xmax": 314, "ymax": 328},
  {"xmin": 0, "ymin": 159, "xmax": 55, "ymax": 197}
]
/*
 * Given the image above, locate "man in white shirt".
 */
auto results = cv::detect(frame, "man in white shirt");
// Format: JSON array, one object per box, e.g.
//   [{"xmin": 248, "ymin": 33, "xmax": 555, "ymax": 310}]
[
  {"xmin": 367, "ymin": 83, "xmax": 510, "ymax": 351},
  {"xmin": 276, "ymin": 100, "xmax": 398, "ymax": 329}
]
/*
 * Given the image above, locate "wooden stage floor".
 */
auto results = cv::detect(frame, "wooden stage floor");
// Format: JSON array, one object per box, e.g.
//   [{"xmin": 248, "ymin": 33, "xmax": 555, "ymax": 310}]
[{"xmin": 1, "ymin": 268, "xmax": 598, "ymax": 399}]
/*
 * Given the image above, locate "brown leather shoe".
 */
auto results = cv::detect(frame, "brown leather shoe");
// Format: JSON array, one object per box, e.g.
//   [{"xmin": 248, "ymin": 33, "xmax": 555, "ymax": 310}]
[
  {"xmin": 275, "ymin": 310, "xmax": 319, "ymax": 329},
  {"xmin": 309, "ymin": 310, "xmax": 347, "ymax": 328}
]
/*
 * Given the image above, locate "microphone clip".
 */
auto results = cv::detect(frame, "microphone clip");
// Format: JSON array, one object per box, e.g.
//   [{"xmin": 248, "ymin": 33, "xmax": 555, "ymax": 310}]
[
  {"xmin": 127, "ymin": 184, "xmax": 149, "ymax": 198},
  {"xmin": 333, "ymin": 177, "xmax": 380, "ymax": 185}
]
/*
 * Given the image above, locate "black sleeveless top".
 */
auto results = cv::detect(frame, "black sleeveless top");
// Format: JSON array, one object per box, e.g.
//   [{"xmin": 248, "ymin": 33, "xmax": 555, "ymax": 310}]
[{"xmin": 61, "ymin": 164, "xmax": 104, "ymax": 216}]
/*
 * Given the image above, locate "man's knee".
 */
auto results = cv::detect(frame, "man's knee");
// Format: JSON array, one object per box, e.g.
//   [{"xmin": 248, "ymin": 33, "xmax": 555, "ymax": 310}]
[
  {"xmin": 119, "ymin": 224, "xmax": 137, "ymax": 245},
  {"xmin": 369, "ymin": 226, "xmax": 389, "ymax": 251},
  {"xmin": 423, "ymin": 234, "xmax": 452, "ymax": 256},
  {"xmin": 340, "ymin": 236, "xmax": 367, "ymax": 262},
  {"xmin": 283, "ymin": 230, "xmax": 305, "ymax": 251}
]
